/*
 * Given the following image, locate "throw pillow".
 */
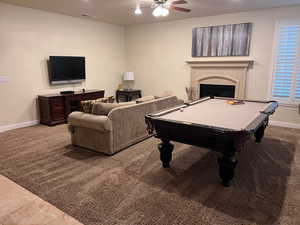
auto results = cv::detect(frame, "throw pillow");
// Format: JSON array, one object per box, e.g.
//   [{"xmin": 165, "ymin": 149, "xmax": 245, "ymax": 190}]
[
  {"xmin": 92, "ymin": 101, "xmax": 136, "ymax": 115},
  {"xmin": 81, "ymin": 96, "xmax": 115, "ymax": 113},
  {"xmin": 95, "ymin": 97, "xmax": 109, "ymax": 103},
  {"xmin": 81, "ymin": 100, "xmax": 95, "ymax": 113},
  {"xmin": 136, "ymin": 95, "xmax": 155, "ymax": 103},
  {"xmin": 107, "ymin": 96, "xmax": 115, "ymax": 103}
]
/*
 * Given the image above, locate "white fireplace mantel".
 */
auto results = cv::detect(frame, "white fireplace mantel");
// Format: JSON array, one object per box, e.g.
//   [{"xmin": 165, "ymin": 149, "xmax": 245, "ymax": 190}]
[
  {"xmin": 186, "ymin": 59, "xmax": 254, "ymax": 99},
  {"xmin": 186, "ymin": 59, "xmax": 254, "ymax": 68}
]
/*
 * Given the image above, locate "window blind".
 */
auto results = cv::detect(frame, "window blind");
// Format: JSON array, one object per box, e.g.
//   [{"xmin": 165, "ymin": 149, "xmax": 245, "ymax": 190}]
[
  {"xmin": 296, "ymin": 64, "xmax": 300, "ymax": 99},
  {"xmin": 272, "ymin": 24, "xmax": 300, "ymax": 103}
]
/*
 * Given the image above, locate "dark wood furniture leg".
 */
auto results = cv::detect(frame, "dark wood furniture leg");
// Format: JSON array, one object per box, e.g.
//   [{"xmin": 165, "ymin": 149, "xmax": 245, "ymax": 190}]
[
  {"xmin": 254, "ymin": 119, "xmax": 268, "ymax": 143},
  {"xmin": 116, "ymin": 93, "xmax": 119, "ymax": 103},
  {"xmin": 158, "ymin": 140, "xmax": 174, "ymax": 168},
  {"xmin": 218, "ymin": 151, "xmax": 237, "ymax": 187}
]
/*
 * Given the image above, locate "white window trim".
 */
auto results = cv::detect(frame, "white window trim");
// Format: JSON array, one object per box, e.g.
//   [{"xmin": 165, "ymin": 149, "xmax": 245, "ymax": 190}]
[{"xmin": 269, "ymin": 19, "xmax": 300, "ymax": 106}]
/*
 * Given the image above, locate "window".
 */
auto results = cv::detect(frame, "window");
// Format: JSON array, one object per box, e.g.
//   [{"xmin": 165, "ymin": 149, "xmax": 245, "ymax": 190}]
[{"xmin": 271, "ymin": 21, "xmax": 300, "ymax": 103}]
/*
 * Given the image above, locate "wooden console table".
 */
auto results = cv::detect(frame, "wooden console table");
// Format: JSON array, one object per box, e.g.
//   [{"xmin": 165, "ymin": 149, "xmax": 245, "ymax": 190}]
[{"xmin": 38, "ymin": 90, "xmax": 104, "ymax": 126}]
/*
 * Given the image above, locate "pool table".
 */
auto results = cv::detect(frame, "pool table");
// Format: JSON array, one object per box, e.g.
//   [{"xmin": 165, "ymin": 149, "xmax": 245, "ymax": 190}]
[{"xmin": 145, "ymin": 96, "xmax": 278, "ymax": 187}]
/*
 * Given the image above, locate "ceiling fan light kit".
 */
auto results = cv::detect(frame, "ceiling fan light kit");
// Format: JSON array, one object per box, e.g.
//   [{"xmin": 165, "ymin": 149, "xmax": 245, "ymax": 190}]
[
  {"xmin": 152, "ymin": 5, "xmax": 169, "ymax": 17},
  {"xmin": 135, "ymin": 0, "xmax": 190, "ymax": 17},
  {"xmin": 134, "ymin": 5, "xmax": 142, "ymax": 15}
]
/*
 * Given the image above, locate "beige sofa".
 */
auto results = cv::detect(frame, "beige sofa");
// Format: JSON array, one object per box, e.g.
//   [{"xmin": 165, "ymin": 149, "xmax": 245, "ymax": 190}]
[{"xmin": 68, "ymin": 96, "xmax": 184, "ymax": 155}]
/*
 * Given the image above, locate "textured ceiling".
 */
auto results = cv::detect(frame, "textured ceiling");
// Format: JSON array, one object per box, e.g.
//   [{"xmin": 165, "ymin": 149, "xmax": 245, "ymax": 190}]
[{"xmin": 1, "ymin": 0, "xmax": 300, "ymax": 25}]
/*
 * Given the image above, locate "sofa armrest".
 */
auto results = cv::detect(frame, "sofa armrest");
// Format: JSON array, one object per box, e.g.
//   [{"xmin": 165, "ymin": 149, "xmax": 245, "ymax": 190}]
[{"xmin": 68, "ymin": 112, "xmax": 112, "ymax": 132}]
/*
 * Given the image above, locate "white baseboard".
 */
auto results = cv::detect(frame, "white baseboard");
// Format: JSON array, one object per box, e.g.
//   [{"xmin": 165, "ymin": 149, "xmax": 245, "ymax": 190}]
[
  {"xmin": 0, "ymin": 120, "xmax": 39, "ymax": 133},
  {"xmin": 270, "ymin": 120, "xmax": 300, "ymax": 129}
]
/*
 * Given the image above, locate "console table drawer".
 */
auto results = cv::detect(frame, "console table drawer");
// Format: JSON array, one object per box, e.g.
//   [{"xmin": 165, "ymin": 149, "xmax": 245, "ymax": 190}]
[
  {"xmin": 50, "ymin": 98, "xmax": 64, "ymax": 106},
  {"xmin": 51, "ymin": 105, "xmax": 64, "ymax": 115}
]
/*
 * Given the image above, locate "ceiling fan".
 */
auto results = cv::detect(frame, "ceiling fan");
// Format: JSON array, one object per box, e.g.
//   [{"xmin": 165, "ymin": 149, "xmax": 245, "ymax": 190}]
[{"xmin": 135, "ymin": 0, "xmax": 191, "ymax": 17}]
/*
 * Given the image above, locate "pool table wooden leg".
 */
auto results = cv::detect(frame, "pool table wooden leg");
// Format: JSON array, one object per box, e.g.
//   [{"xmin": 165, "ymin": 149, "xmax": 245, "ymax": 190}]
[
  {"xmin": 255, "ymin": 119, "xmax": 268, "ymax": 143},
  {"xmin": 158, "ymin": 140, "xmax": 174, "ymax": 168},
  {"xmin": 218, "ymin": 152, "xmax": 238, "ymax": 187}
]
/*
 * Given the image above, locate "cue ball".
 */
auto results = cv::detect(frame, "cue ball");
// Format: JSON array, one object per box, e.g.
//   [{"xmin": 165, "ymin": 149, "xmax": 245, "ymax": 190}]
[{"xmin": 180, "ymin": 108, "xmax": 184, "ymax": 112}]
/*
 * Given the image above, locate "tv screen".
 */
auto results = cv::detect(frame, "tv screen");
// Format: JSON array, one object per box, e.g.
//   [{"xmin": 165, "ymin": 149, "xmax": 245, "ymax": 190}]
[{"xmin": 49, "ymin": 56, "xmax": 85, "ymax": 84}]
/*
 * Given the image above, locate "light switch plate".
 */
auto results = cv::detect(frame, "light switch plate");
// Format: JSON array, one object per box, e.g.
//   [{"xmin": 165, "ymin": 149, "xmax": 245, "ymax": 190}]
[{"xmin": 0, "ymin": 76, "xmax": 8, "ymax": 83}]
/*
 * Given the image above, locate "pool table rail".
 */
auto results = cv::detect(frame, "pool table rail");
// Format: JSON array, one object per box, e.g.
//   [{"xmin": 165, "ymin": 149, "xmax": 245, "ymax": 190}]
[
  {"xmin": 146, "ymin": 96, "xmax": 278, "ymax": 135},
  {"xmin": 244, "ymin": 100, "xmax": 278, "ymax": 133}
]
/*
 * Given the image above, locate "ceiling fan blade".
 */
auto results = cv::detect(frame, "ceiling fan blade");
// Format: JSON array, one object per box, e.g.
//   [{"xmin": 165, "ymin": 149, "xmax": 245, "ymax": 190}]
[
  {"xmin": 171, "ymin": 0, "xmax": 188, "ymax": 5},
  {"xmin": 170, "ymin": 5, "xmax": 191, "ymax": 12}
]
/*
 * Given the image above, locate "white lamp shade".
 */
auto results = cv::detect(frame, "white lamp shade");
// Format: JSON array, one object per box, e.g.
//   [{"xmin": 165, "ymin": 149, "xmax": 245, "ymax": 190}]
[{"xmin": 123, "ymin": 72, "xmax": 135, "ymax": 81}]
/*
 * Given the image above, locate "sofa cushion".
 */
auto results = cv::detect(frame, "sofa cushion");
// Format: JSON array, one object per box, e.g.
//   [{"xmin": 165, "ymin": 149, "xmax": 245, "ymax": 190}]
[
  {"xmin": 68, "ymin": 112, "xmax": 112, "ymax": 132},
  {"xmin": 154, "ymin": 91, "xmax": 172, "ymax": 99},
  {"xmin": 136, "ymin": 95, "xmax": 155, "ymax": 103},
  {"xmin": 92, "ymin": 101, "xmax": 136, "ymax": 115}
]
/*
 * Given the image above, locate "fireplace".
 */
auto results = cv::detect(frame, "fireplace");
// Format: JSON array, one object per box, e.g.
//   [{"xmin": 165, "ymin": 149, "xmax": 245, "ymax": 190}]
[
  {"xmin": 200, "ymin": 84, "xmax": 235, "ymax": 98},
  {"xmin": 186, "ymin": 60, "xmax": 253, "ymax": 100}
]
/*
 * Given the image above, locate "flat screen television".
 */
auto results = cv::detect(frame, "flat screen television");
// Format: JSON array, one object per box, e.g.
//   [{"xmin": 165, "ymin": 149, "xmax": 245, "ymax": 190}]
[{"xmin": 49, "ymin": 56, "xmax": 86, "ymax": 84}]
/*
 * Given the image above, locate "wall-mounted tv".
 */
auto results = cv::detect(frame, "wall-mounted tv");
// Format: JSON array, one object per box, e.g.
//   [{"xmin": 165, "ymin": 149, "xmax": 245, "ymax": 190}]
[{"xmin": 49, "ymin": 56, "xmax": 86, "ymax": 84}]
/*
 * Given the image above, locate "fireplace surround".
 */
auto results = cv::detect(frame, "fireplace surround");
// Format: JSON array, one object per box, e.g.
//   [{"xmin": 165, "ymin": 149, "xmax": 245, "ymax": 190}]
[{"xmin": 186, "ymin": 60, "xmax": 253, "ymax": 100}]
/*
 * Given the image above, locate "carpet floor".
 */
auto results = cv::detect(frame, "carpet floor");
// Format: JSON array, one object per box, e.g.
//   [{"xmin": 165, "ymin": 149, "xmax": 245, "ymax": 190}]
[{"xmin": 0, "ymin": 124, "xmax": 300, "ymax": 225}]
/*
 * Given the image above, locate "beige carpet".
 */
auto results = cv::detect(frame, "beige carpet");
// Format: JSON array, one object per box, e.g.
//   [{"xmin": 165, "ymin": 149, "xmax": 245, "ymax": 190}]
[{"xmin": 0, "ymin": 124, "xmax": 300, "ymax": 225}]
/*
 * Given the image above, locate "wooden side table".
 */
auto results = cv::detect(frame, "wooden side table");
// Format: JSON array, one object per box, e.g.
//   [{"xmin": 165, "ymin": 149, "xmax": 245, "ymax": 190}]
[{"xmin": 116, "ymin": 89, "xmax": 142, "ymax": 103}]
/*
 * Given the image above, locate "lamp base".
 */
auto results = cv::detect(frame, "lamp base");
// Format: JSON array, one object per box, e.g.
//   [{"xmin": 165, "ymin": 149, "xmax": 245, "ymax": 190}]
[{"xmin": 123, "ymin": 80, "xmax": 134, "ymax": 90}]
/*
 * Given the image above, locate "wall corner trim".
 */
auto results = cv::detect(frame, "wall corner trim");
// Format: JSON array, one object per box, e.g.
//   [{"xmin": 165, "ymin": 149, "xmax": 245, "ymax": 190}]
[
  {"xmin": 270, "ymin": 120, "xmax": 300, "ymax": 130},
  {"xmin": 0, "ymin": 120, "xmax": 39, "ymax": 133}
]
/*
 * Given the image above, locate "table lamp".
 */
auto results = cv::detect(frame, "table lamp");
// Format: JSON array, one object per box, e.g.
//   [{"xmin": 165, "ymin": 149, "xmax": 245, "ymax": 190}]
[{"xmin": 123, "ymin": 72, "xmax": 135, "ymax": 90}]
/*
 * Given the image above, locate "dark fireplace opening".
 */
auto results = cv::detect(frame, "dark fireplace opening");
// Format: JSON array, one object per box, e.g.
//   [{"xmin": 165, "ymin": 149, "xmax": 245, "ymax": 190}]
[{"xmin": 200, "ymin": 84, "xmax": 235, "ymax": 98}]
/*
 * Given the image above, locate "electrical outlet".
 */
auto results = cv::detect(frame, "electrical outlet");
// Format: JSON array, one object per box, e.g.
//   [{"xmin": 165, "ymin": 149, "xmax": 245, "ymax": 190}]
[{"xmin": 0, "ymin": 76, "xmax": 8, "ymax": 83}]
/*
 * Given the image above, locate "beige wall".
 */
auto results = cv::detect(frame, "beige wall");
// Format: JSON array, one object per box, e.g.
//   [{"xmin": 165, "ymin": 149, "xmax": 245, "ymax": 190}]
[
  {"xmin": 1, "ymin": 3, "xmax": 300, "ymax": 128},
  {"xmin": 125, "ymin": 6, "xmax": 300, "ymax": 125},
  {"xmin": 0, "ymin": 3, "xmax": 126, "ymax": 127}
]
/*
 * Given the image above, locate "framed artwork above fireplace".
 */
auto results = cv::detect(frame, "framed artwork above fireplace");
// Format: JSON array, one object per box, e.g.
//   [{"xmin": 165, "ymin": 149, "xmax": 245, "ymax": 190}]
[{"xmin": 192, "ymin": 23, "xmax": 252, "ymax": 57}]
